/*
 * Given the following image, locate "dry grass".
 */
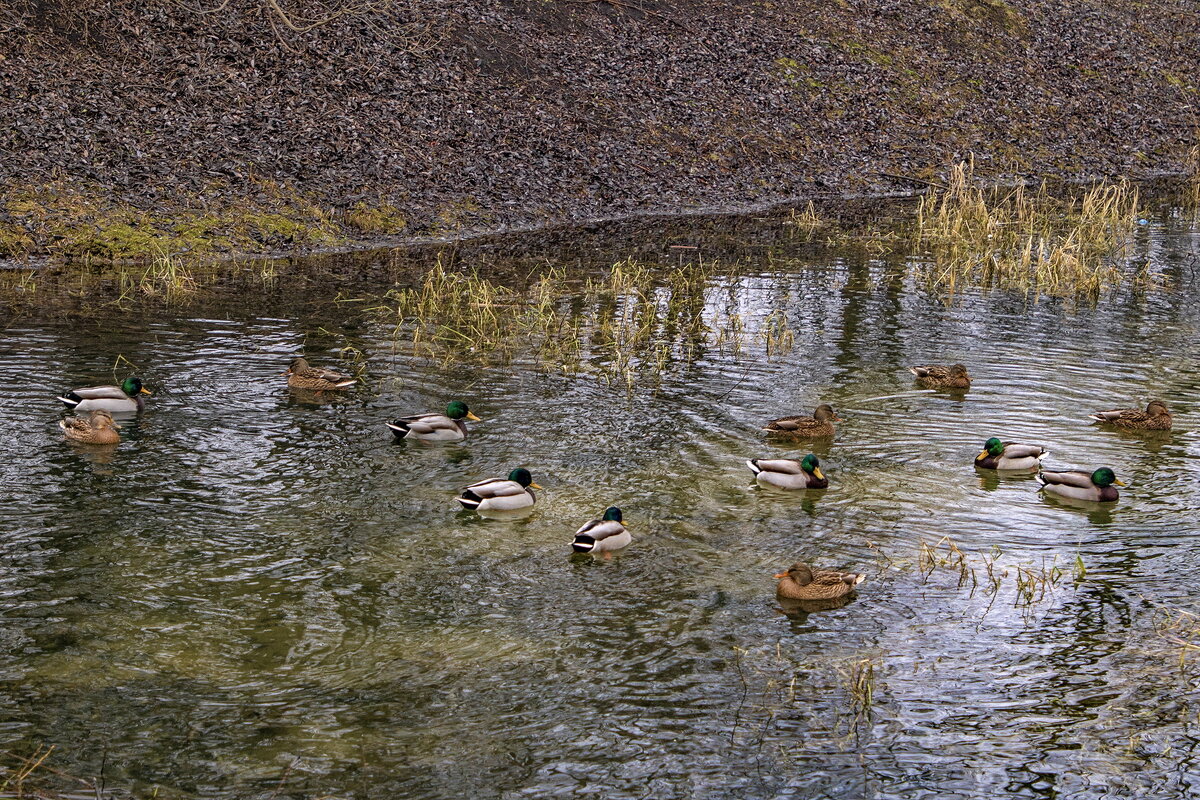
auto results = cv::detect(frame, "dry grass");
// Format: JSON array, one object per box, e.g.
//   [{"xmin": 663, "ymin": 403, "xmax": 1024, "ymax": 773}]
[
  {"xmin": 912, "ymin": 159, "xmax": 1148, "ymax": 297},
  {"xmin": 1186, "ymin": 143, "xmax": 1200, "ymax": 213},
  {"xmin": 914, "ymin": 535, "xmax": 1080, "ymax": 609}
]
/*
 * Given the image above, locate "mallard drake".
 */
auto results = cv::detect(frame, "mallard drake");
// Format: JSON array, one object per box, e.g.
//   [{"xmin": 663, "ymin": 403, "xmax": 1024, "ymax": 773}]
[
  {"xmin": 571, "ymin": 507, "xmax": 631, "ymax": 553},
  {"xmin": 1036, "ymin": 468, "xmax": 1124, "ymax": 502},
  {"xmin": 285, "ymin": 357, "xmax": 356, "ymax": 391},
  {"xmin": 764, "ymin": 404, "xmax": 840, "ymax": 439},
  {"xmin": 457, "ymin": 468, "xmax": 542, "ymax": 511},
  {"xmin": 975, "ymin": 438, "xmax": 1048, "ymax": 470},
  {"xmin": 774, "ymin": 562, "xmax": 864, "ymax": 601},
  {"xmin": 909, "ymin": 363, "xmax": 971, "ymax": 389},
  {"xmin": 57, "ymin": 377, "xmax": 151, "ymax": 413},
  {"xmin": 386, "ymin": 401, "xmax": 481, "ymax": 441},
  {"xmin": 746, "ymin": 454, "xmax": 828, "ymax": 490},
  {"xmin": 59, "ymin": 409, "xmax": 121, "ymax": 445},
  {"xmin": 1089, "ymin": 400, "xmax": 1172, "ymax": 430}
]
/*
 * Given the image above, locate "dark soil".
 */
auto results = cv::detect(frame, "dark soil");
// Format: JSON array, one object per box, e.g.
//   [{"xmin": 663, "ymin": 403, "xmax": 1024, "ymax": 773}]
[{"xmin": 1, "ymin": 0, "xmax": 1198, "ymax": 247}]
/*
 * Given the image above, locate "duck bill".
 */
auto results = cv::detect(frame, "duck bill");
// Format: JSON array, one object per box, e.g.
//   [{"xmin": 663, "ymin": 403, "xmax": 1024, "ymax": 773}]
[
  {"xmin": 773, "ymin": 572, "xmax": 787, "ymax": 579},
  {"xmin": 140, "ymin": 387, "xmax": 153, "ymax": 395},
  {"xmin": 813, "ymin": 467, "xmax": 825, "ymax": 481},
  {"xmin": 977, "ymin": 450, "xmax": 990, "ymax": 460},
  {"xmin": 466, "ymin": 412, "xmax": 482, "ymax": 421},
  {"xmin": 530, "ymin": 482, "xmax": 544, "ymax": 489},
  {"xmin": 1114, "ymin": 478, "xmax": 1127, "ymax": 486}
]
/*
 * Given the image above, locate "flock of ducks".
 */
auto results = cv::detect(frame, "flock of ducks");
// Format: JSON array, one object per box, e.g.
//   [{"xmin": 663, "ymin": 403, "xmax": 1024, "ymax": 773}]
[{"xmin": 55, "ymin": 358, "xmax": 1173, "ymax": 606}]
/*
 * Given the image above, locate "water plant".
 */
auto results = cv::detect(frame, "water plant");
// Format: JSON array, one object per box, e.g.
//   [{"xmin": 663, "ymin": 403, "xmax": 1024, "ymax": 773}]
[
  {"xmin": 912, "ymin": 158, "xmax": 1146, "ymax": 297},
  {"xmin": 376, "ymin": 256, "xmax": 795, "ymax": 388}
]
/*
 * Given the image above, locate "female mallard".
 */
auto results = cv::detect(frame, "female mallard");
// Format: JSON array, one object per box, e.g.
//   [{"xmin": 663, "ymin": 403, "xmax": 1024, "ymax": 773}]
[
  {"xmin": 457, "ymin": 468, "xmax": 542, "ymax": 511},
  {"xmin": 764, "ymin": 404, "xmax": 840, "ymax": 439},
  {"xmin": 909, "ymin": 363, "xmax": 971, "ymax": 389},
  {"xmin": 1089, "ymin": 400, "xmax": 1172, "ymax": 430},
  {"xmin": 746, "ymin": 454, "xmax": 828, "ymax": 490},
  {"xmin": 975, "ymin": 438, "xmax": 1048, "ymax": 470},
  {"xmin": 285, "ymin": 357, "xmax": 356, "ymax": 391},
  {"xmin": 571, "ymin": 507, "xmax": 631, "ymax": 553},
  {"xmin": 1036, "ymin": 467, "xmax": 1124, "ymax": 502},
  {"xmin": 59, "ymin": 409, "xmax": 121, "ymax": 445},
  {"xmin": 774, "ymin": 562, "xmax": 864, "ymax": 601},
  {"xmin": 57, "ymin": 377, "xmax": 151, "ymax": 414},
  {"xmin": 386, "ymin": 401, "xmax": 481, "ymax": 441}
]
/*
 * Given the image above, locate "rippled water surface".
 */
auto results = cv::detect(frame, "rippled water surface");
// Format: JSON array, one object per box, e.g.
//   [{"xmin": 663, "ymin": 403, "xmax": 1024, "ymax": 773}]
[{"xmin": 3, "ymin": 208, "xmax": 1200, "ymax": 799}]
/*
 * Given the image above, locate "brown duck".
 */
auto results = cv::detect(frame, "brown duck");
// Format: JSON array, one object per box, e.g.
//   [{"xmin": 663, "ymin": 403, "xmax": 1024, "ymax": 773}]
[
  {"xmin": 1089, "ymin": 400, "xmax": 1171, "ymax": 430},
  {"xmin": 59, "ymin": 409, "xmax": 121, "ymax": 445},
  {"xmin": 909, "ymin": 363, "xmax": 971, "ymax": 390},
  {"xmin": 764, "ymin": 404, "xmax": 840, "ymax": 439},
  {"xmin": 774, "ymin": 562, "xmax": 865, "ymax": 601},
  {"xmin": 285, "ymin": 357, "xmax": 356, "ymax": 391}
]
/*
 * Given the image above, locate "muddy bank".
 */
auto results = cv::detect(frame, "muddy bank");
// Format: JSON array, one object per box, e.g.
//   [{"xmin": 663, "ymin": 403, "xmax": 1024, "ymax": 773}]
[{"xmin": 0, "ymin": 0, "xmax": 1198, "ymax": 261}]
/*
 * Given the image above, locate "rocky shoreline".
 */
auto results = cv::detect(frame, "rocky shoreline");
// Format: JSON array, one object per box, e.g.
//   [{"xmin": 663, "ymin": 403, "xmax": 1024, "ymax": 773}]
[{"xmin": 1, "ymin": 0, "xmax": 1198, "ymax": 261}]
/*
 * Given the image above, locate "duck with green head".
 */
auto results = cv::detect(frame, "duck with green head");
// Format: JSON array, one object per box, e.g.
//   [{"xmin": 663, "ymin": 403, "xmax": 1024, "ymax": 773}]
[
  {"xmin": 746, "ymin": 454, "xmax": 829, "ymax": 490},
  {"xmin": 387, "ymin": 400, "xmax": 481, "ymax": 441},
  {"xmin": 974, "ymin": 437, "xmax": 1048, "ymax": 470},
  {"xmin": 571, "ymin": 507, "xmax": 631, "ymax": 553},
  {"xmin": 1036, "ymin": 467, "xmax": 1124, "ymax": 502},
  {"xmin": 58, "ymin": 377, "xmax": 151, "ymax": 414},
  {"xmin": 457, "ymin": 468, "xmax": 542, "ymax": 512}
]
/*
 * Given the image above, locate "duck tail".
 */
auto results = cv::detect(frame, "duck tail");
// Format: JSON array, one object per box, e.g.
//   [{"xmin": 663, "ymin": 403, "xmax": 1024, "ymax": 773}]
[
  {"xmin": 1036, "ymin": 449, "xmax": 1049, "ymax": 461},
  {"xmin": 852, "ymin": 573, "xmax": 866, "ymax": 586},
  {"xmin": 571, "ymin": 534, "xmax": 596, "ymax": 553},
  {"xmin": 1087, "ymin": 413, "xmax": 1104, "ymax": 422},
  {"xmin": 1035, "ymin": 472, "xmax": 1048, "ymax": 487},
  {"xmin": 457, "ymin": 490, "xmax": 483, "ymax": 509},
  {"xmin": 57, "ymin": 391, "xmax": 82, "ymax": 409},
  {"xmin": 385, "ymin": 420, "xmax": 410, "ymax": 437},
  {"xmin": 334, "ymin": 379, "xmax": 357, "ymax": 389},
  {"xmin": 745, "ymin": 459, "xmax": 762, "ymax": 475}
]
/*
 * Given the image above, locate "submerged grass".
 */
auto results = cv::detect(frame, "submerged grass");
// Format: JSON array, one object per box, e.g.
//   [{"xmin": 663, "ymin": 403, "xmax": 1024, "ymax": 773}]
[{"xmin": 376, "ymin": 256, "xmax": 797, "ymax": 387}]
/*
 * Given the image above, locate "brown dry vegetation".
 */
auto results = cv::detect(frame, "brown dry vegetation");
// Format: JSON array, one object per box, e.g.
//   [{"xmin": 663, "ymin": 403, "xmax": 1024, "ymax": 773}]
[{"xmin": 0, "ymin": 0, "xmax": 1198, "ymax": 261}]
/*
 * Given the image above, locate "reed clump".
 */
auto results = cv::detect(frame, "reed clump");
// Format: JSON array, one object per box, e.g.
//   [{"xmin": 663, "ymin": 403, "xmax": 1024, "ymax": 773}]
[
  {"xmin": 1185, "ymin": 143, "xmax": 1200, "ymax": 213},
  {"xmin": 379, "ymin": 257, "xmax": 796, "ymax": 386},
  {"xmin": 913, "ymin": 159, "xmax": 1145, "ymax": 297}
]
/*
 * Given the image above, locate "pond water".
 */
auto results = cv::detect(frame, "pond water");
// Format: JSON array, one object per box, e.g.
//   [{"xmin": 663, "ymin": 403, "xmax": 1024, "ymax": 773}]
[{"xmin": 2, "ymin": 204, "xmax": 1200, "ymax": 799}]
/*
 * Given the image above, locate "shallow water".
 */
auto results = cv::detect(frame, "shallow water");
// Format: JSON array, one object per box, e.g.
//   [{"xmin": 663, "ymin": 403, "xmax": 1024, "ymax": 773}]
[{"xmin": 2, "ymin": 208, "xmax": 1200, "ymax": 799}]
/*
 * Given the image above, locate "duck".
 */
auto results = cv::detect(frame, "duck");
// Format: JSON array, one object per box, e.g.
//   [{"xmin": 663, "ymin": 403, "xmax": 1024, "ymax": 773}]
[
  {"xmin": 386, "ymin": 401, "xmax": 481, "ymax": 441},
  {"xmin": 457, "ymin": 468, "xmax": 542, "ymax": 511},
  {"xmin": 59, "ymin": 409, "xmax": 121, "ymax": 445},
  {"xmin": 571, "ymin": 507, "xmax": 631, "ymax": 553},
  {"xmin": 746, "ymin": 454, "xmax": 828, "ymax": 490},
  {"xmin": 1036, "ymin": 468, "xmax": 1124, "ymax": 502},
  {"xmin": 57, "ymin": 377, "xmax": 151, "ymax": 413},
  {"xmin": 909, "ymin": 363, "xmax": 971, "ymax": 389},
  {"xmin": 774, "ymin": 562, "xmax": 865, "ymax": 601},
  {"xmin": 974, "ymin": 438, "xmax": 1048, "ymax": 470},
  {"xmin": 764, "ymin": 404, "xmax": 840, "ymax": 439},
  {"xmin": 1089, "ymin": 400, "xmax": 1172, "ymax": 430},
  {"xmin": 285, "ymin": 357, "xmax": 356, "ymax": 391}
]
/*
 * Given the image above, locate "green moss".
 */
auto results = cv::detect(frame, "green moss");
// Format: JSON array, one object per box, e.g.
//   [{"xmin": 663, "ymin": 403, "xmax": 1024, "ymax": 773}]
[
  {"xmin": 0, "ymin": 179, "xmax": 354, "ymax": 264},
  {"xmin": 344, "ymin": 201, "xmax": 408, "ymax": 235}
]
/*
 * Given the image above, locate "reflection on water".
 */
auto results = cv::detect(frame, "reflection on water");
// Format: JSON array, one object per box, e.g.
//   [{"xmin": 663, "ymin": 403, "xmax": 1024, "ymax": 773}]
[{"xmin": 1, "ymin": 209, "xmax": 1199, "ymax": 799}]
